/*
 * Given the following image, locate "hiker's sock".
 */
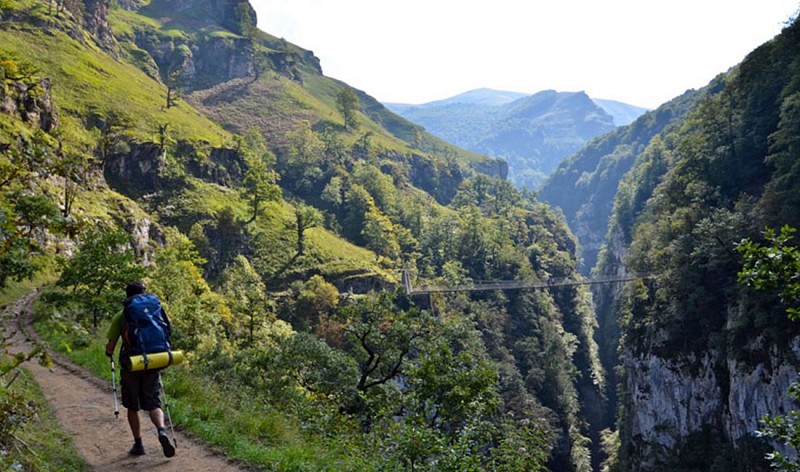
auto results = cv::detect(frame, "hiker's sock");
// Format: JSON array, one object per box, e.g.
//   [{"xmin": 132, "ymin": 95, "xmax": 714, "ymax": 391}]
[
  {"xmin": 129, "ymin": 438, "xmax": 145, "ymax": 456},
  {"xmin": 158, "ymin": 428, "xmax": 175, "ymax": 458}
]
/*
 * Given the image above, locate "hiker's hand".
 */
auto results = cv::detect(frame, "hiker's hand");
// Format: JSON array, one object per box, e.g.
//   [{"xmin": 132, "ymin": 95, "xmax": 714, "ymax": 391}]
[{"xmin": 105, "ymin": 341, "xmax": 115, "ymax": 357}]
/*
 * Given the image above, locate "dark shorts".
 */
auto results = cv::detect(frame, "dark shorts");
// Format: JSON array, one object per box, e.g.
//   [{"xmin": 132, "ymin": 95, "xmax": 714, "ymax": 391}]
[{"xmin": 120, "ymin": 369, "xmax": 162, "ymax": 411}]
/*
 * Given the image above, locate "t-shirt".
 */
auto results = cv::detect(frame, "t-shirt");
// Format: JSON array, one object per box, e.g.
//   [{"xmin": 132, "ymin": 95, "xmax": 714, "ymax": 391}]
[{"xmin": 107, "ymin": 311, "xmax": 123, "ymax": 343}]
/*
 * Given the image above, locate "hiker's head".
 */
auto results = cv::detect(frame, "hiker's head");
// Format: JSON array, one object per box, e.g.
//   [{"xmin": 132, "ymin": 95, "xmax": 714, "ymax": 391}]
[{"xmin": 126, "ymin": 281, "xmax": 146, "ymax": 298}]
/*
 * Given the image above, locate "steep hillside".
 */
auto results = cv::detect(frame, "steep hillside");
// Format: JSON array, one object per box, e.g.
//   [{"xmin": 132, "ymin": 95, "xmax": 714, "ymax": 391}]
[
  {"xmin": 387, "ymin": 89, "xmax": 647, "ymax": 189},
  {"xmin": 592, "ymin": 18, "xmax": 800, "ymax": 471},
  {"xmin": 0, "ymin": 1, "xmax": 603, "ymax": 470},
  {"xmin": 539, "ymin": 89, "xmax": 702, "ymax": 273}
]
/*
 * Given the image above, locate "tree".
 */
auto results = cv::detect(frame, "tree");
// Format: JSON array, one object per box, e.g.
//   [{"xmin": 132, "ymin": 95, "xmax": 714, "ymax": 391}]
[
  {"xmin": 353, "ymin": 164, "xmax": 398, "ymax": 216},
  {"xmin": 280, "ymin": 121, "xmax": 325, "ymax": 194},
  {"xmin": 52, "ymin": 132, "xmax": 90, "ymax": 221},
  {"xmin": 335, "ymin": 292, "xmax": 427, "ymax": 394},
  {"xmin": 220, "ymin": 255, "xmax": 267, "ymax": 345},
  {"xmin": 0, "ymin": 205, "xmax": 36, "ymax": 288},
  {"xmin": 336, "ymin": 87, "xmax": 359, "ymax": 131},
  {"xmin": 738, "ymin": 226, "xmax": 800, "ymax": 470},
  {"xmin": 252, "ymin": 49, "xmax": 271, "ymax": 81},
  {"xmin": 290, "ymin": 202, "xmax": 322, "ymax": 255},
  {"xmin": 91, "ymin": 111, "xmax": 130, "ymax": 169},
  {"xmin": 342, "ymin": 183, "xmax": 374, "ymax": 244},
  {"xmin": 1, "ymin": 131, "xmax": 53, "ymax": 189},
  {"xmin": 148, "ymin": 227, "xmax": 225, "ymax": 350},
  {"xmin": 239, "ymin": 129, "xmax": 281, "ymax": 223},
  {"xmin": 362, "ymin": 204, "xmax": 400, "ymax": 262},
  {"xmin": 13, "ymin": 192, "xmax": 59, "ymax": 237},
  {"xmin": 234, "ymin": 2, "xmax": 257, "ymax": 38},
  {"xmin": 56, "ymin": 228, "xmax": 144, "ymax": 329},
  {"xmin": 738, "ymin": 225, "xmax": 800, "ymax": 319},
  {"xmin": 210, "ymin": 207, "xmax": 243, "ymax": 277},
  {"xmin": 165, "ymin": 69, "xmax": 183, "ymax": 109},
  {"xmin": 270, "ymin": 332, "xmax": 359, "ymax": 407},
  {"xmin": 294, "ymin": 274, "xmax": 340, "ymax": 332}
]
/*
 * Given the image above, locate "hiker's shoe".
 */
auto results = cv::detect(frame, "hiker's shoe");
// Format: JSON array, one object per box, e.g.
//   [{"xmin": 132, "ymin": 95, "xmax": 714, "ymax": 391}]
[
  {"xmin": 129, "ymin": 442, "xmax": 145, "ymax": 456},
  {"xmin": 158, "ymin": 430, "xmax": 175, "ymax": 458}
]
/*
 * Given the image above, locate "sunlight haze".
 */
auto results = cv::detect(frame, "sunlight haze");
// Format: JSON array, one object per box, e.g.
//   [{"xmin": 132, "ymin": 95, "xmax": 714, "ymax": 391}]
[{"xmin": 251, "ymin": 0, "xmax": 798, "ymax": 109}]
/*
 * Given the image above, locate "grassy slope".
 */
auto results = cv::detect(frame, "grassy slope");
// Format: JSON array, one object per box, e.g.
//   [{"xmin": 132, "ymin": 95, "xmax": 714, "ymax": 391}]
[
  {"xmin": 118, "ymin": 0, "xmax": 494, "ymax": 169},
  {"xmin": 0, "ymin": 27, "xmax": 225, "ymax": 146},
  {"xmin": 1, "ymin": 2, "xmax": 390, "ymax": 280}
]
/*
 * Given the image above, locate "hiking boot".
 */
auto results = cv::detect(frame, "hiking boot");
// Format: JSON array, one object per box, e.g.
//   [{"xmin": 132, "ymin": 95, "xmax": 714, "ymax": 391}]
[
  {"xmin": 158, "ymin": 430, "xmax": 175, "ymax": 458},
  {"xmin": 129, "ymin": 441, "xmax": 145, "ymax": 456}
]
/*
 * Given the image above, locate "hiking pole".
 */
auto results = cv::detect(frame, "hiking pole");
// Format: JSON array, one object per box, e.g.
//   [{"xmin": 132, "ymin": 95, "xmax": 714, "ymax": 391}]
[
  {"xmin": 159, "ymin": 374, "xmax": 177, "ymax": 448},
  {"xmin": 110, "ymin": 357, "xmax": 119, "ymax": 419}
]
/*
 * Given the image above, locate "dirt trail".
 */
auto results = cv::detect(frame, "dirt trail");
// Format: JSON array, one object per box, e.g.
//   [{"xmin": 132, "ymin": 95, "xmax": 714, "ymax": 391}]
[{"xmin": 3, "ymin": 291, "xmax": 245, "ymax": 471}]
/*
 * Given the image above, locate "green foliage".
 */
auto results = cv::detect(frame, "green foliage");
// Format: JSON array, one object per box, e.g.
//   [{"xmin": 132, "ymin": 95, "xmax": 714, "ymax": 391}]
[
  {"xmin": 335, "ymin": 292, "xmax": 426, "ymax": 394},
  {"xmin": 0, "ymin": 3, "xmax": 607, "ymax": 469},
  {"xmin": 220, "ymin": 255, "xmax": 268, "ymax": 345},
  {"xmin": 148, "ymin": 227, "xmax": 226, "ymax": 351},
  {"xmin": 0, "ymin": 130, "xmax": 62, "ymax": 288},
  {"xmin": 738, "ymin": 225, "xmax": 800, "ymax": 471},
  {"xmin": 0, "ymin": 369, "xmax": 88, "ymax": 471},
  {"xmin": 278, "ymin": 121, "xmax": 326, "ymax": 196},
  {"xmin": 0, "ymin": 288, "xmax": 76, "ymax": 471},
  {"xmin": 55, "ymin": 227, "xmax": 144, "ymax": 328},
  {"xmin": 0, "ymin": 383, "xmax": 38, "ymax": 468},
  {"xmin": 290, "ymin": 202, "xmax": 322, "ymax": 255},
  {"xmin": 293, "ymin": 274, "xmax": 339, "ymax": 332},
  {"xmin": 336, "ymin": 87, "xmax": 359, "ymax": 132},
  {"xmin": 738, "ymin": 225, "xmax": 800, "ymax": 320},
  {"xmin": 239, "ymin": 128, "xmax": 281, "ymax": 224}
]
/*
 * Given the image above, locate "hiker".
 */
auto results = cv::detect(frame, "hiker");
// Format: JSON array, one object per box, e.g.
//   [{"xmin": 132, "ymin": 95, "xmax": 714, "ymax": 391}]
[{"xmin": 105, "ymin": 281, "xmax": 176, "ymax": 458}]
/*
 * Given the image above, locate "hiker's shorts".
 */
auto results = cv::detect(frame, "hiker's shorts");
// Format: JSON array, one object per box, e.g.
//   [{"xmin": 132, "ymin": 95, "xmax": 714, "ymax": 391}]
[{"xmin": 120, "ymin": 369, "xmax": 162, "ymax": 411}]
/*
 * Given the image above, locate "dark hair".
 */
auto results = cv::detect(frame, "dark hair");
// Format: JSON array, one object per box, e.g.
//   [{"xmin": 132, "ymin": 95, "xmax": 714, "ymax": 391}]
[{"xmin": 125, "ymin": 281, "xmax": 146, "ymax": 298}]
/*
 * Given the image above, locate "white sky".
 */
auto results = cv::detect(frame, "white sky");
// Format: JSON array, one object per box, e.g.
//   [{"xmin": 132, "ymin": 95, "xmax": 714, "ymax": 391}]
[{"xmin": 251, "ymin": 1, "xmax": 798, "ymax": 109}]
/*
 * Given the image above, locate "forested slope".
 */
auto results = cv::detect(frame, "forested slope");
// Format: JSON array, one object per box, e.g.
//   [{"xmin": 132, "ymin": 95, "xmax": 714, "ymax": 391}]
[
  {"xmin": 539, "ymin": 88, "xmax": 703, "ymax": 274},
  {"xmin": 591, "ymin": 17, "xmax": 800, "ymax": 471},
  {"xmin": 0, "ymin": 1, "xmax": 603, "ymax": 470}
]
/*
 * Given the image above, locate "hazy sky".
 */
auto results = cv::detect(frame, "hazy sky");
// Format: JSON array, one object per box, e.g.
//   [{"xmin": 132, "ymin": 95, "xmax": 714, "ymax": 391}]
[{"xmin": 250, "ymin": 1, "xmax": 798, "ymax": 109}]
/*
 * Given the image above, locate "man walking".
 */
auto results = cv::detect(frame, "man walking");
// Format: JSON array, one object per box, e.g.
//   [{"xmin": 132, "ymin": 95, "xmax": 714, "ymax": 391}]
[{"xmin": 106, "ymin": 281, "xmax": 176, "ymax": 458}]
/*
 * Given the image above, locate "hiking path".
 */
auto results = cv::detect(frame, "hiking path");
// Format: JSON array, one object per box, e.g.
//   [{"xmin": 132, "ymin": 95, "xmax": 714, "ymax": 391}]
[{"xmin": 2, "ymin": 290, "xmax": 245, "ymax": 471}]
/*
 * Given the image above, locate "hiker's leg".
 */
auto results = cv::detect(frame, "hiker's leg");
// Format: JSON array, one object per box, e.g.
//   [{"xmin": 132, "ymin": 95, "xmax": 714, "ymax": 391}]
[
  {"xmin": 120, "ymin": 370, "xmax": 142, "ymax": 439},
  {"xmin": 148, "ymin": 408, "xmax": 166, "ymax": 429},
  {"xmin": 127, "ymin": 409, "xmax": 141, "ymax": 438},
  {"xmin": 141, "ymin": 371, "xmax": 164, "ymax": 428}
]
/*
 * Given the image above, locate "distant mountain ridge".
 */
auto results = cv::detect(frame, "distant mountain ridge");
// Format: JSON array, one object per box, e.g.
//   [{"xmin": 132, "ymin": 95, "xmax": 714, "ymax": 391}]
[{"xmin": 385, "ymin": 88, "xmax": 649, "ymax": 188}]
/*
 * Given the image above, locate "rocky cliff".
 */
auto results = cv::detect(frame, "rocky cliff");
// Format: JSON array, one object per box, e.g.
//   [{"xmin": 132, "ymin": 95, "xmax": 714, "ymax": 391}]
[
  {"xmin": 0, "ymin": 77, "xmax": 57, "ymax": 132},
  {"xmin": 622, "ymin": 339, "xmax": 800, "ymax": 470}
]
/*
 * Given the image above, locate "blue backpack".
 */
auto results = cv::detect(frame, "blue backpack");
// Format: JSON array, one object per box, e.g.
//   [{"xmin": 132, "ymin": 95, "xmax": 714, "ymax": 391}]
[{"xmin": 122, "ymin": 293, "xmax": 170, "ymax": 358}]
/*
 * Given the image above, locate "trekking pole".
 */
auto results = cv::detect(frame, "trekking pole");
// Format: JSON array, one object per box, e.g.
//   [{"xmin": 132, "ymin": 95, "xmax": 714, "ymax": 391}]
[
  {"xmin": 159, "ymin": 374, "xmax": 177, "ymax": 448},
  {"xmin": 110, "ymin": 357, "xmax": 119, "ymax": 419}
]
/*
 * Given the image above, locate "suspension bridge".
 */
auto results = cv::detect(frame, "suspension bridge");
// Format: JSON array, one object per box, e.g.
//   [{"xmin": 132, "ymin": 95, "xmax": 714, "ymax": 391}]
[{"xmin": 401, "ymin": 271, "xmax": 654, "ymax": 295}]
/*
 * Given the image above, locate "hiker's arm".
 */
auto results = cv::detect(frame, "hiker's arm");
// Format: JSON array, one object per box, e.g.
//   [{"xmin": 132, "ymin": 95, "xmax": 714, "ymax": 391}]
[
  {"xmin": 105, "ymin": 311, "xmax": 123, "ymax": 357},
  {"xmin": 162, "ymin": 306, "xmax": 172, "ymax": 339}
]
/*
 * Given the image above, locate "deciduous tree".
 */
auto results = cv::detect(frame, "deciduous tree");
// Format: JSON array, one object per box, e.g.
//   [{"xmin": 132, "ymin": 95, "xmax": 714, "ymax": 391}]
[
  {"xmin": 240, "ymin": 129, "xmax": 281, "ymax": 223},
  {"xmin": 290, "ymin": 202, "xmax": 321, "ymax": 255},
  {"xmin": 56, "ymin": 228, "xmax": 144, "ymax": 328},
  {"xmin": 336, "ymin": 87, "xmax": 359, "ymax": 131},
  {"xmin": 220, "ymin": 255, "xmax": 267, "ymax": 345}
]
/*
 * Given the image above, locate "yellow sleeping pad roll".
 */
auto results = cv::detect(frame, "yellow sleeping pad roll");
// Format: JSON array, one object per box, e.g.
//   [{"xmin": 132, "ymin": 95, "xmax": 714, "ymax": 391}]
[{"xmin": 127, "ymin": 350, "xmax": 185, "ymax": 372}]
